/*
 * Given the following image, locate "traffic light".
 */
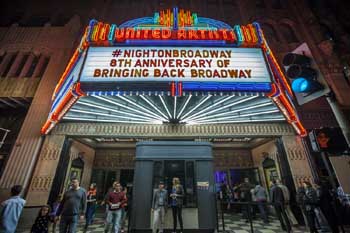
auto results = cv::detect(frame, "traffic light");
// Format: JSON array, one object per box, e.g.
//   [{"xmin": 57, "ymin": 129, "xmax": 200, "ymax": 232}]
[
  {"xmin": 282, "ymin": 43, "xmax": 330, "ymax": 105},
  {"xmin": 308, "ymin": 127, "xmax": 348, "ymax": 154}
]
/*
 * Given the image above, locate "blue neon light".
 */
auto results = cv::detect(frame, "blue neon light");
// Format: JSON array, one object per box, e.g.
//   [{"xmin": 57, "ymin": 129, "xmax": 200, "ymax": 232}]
[
  {"xmin": 173, "ymin": 7, "xmax": 178, "ymax": 30},
  {"xmin": 108, "ymin": 24, "xmax": 117, "ymax": 43},
  {"xmin": 292, "ymin": 78, "xmax": 310, "ymax": 93},
  {"xmin": 182, "ymin": 82, "xmax": 271, "ymax": 92}
]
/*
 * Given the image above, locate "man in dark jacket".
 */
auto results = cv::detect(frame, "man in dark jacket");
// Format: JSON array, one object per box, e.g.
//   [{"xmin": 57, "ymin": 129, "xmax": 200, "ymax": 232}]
[
  {"xmin": 270, "ymin": 179, "xmax": 291, "ymax": 232},
  {"xmin": 56, "ymin": 178, "xmax": 87, "ymax": 233}
]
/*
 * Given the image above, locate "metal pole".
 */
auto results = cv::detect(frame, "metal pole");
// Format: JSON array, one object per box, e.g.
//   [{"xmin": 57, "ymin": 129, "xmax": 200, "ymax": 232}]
[
  {"xmin": 219, "ymin": 191, "xmax": 225, "ymax": 232},
  {"xmin": 326, "ymin": 94, "xmax": 350, "ymax": 148}
]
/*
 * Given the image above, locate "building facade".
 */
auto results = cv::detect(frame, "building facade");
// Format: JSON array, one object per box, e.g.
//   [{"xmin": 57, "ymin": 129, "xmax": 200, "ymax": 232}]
[{"xmin": 0, "ymin": 0, "xmax": 349, "ymax": 227}]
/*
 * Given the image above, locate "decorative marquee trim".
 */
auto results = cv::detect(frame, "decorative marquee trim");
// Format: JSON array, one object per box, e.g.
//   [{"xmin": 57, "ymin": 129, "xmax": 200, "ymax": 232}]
[
  {"xmin": 51, "ymin": 122, "xmax": 295, "ymax": 137},
  {"xmin": 41, "ymin": 7, "xmax": 306, "ymax": 137}
]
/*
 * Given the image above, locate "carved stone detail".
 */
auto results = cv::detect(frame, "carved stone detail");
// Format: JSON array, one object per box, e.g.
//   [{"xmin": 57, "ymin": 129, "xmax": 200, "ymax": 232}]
[
  {"xmin": 26, "ymin": 135, "xmax": 66, "ymax": 206},
  {"xmin": 52, "ymin": 122, "xmax": 295, "ymax": 137},
  {"xmin": 281, "ymin": 136, "xmax": 314, "ymax": 187}
]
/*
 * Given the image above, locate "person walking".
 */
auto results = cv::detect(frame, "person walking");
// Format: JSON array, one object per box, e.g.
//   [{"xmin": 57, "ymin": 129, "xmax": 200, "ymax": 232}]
[
  {"xmin": 31, "ymin": 205, "xmax": 52, "ymax": 233},
  {"xmin": 270, "ymin": 179, "xmax": 291, "ymax": 232},
  {"xmin": 56, "ymin": 178, "xmax": 87, "ymax": 233},
  {"xmin": 170, "ymin": 177, "xmax": 184, "ymax": 233},
  {"xmin": 84, "ymin": 183, "xmax": 97, "ymax": 233},
  {"xmin": 301, "ymin": 181, "xmax": 319, "ymax": 233},
  {"xmin": 277, "ymin": 179, "xmax": 297, "ymax": 225},
  {"xmin": 254, "ymin": 183, "xmax": 268, "ymax": 223},
  {"xmin": 104, "ymin": 181, "xmax": 127, "ymax": 233},
  {"xmin": 0, "ymin": 185, "xmax": 26, "ymax": 233},
  {"xmin": 120, "ymin": 186, "xmax": 130, "ymax": 233},
  {"xmin": 151, "ymin": 181, "xmax": 168, "ymax": 233}
]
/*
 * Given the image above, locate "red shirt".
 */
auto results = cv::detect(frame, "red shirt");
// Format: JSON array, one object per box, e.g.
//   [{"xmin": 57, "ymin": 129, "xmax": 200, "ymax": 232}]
[{"xmin": 107, "ymin": 191, "xmax": 127, "ymax": 211}]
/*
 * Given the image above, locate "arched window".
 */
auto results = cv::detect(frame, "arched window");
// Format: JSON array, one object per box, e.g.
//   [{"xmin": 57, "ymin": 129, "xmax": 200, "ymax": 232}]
[
  {"xmin": 280, "ymin": 23, "xmax": 299, "ymax": 43},
  {"xmin": 261, "ymin": 23, "xmax": 279, "ymax": 42}
]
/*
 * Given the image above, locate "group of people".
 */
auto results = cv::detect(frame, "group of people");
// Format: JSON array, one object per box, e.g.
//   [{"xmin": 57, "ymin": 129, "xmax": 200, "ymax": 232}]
[
  {"xmin": 152, "ymin": 177, "xmax": 184, "ymax": 233},
  {"xmin": 0, "ymin": 178, "xmax": 131, "ymax": 233},
  {"xmin": 219, "ymin": 177, "xmax": 343, "ymax": 233}
]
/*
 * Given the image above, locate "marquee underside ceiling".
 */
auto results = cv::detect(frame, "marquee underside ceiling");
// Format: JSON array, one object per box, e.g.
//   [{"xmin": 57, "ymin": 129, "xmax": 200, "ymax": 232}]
[{"xmin": 62, "ymin": 94, "xmax": 286, "ymax": 125}]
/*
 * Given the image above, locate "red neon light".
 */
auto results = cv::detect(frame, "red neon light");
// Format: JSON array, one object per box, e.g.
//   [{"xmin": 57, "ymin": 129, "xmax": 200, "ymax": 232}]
[{"xmin": 171, "ymin": 82, "xmax": 176, "ymax": 96}]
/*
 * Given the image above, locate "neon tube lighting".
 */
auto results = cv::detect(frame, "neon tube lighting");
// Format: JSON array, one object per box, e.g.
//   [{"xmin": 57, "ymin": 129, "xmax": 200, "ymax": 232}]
[
  {"xmin": 184, "ymin": 95, "xmax": 234, "ymax": 120},
  {"xmin": 94, "ymin": 96, "xmax": 162, "ymax": 121},
  {"xmin": 173, "ymin": 96, "xmax": 177, "ymax": 119},
  {"xmin": 183, "ymin": 96, "xmax": 258, "ymax": 121},
  {"xmin": 64, "ymin": 116, "xmax": 163, "ymax": 124},
  {"xmin": 76, "ymin": 100, "xmax": 155, "ymax": 120},
  {"xmin": 67, "ymin": 108, "xmax": 154, "ymax": 121},
  {"xmin": 181, "ymin": 95, "xmax": 212, "ymax": 119},
  {"xmin": 192, "ymin": 109, "xmax": 281, "ymax": 123},
  {"xmin": 159, "ymin": 95, "xmax": 172, "ymax": 119},
  {"xmin": 187, "ymin": 117, "xmax": 285, "ymax": 125},
  {"xmin": 116, "ymin": 96, "xmax": 167, "ymax": 121},
  {"xmin": 177, "ymin": 95, "xmax": 192, "ymax": 118},
  {"xmin": 193, "ymin": 101, "xmax": 274, "ymax": 121},
  {"xmin": 139, "ymin": 95, "xmax": 169, "ymax": 119}
]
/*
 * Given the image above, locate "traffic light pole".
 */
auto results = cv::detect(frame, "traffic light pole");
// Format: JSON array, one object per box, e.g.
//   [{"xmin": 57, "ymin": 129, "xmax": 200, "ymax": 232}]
[{"xmin": 326, "ymin": 93, "xmax": 350, "ymax": 149}]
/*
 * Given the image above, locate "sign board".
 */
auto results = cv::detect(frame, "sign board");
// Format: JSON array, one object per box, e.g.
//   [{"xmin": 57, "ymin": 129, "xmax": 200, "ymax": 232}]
[
  {"xmin": 289, "ymin": 43, "xmax": 330, "ymax": 105},
  {"xmin": 80, "ymin": 47, "xmax": 272, "ymax": 83}
]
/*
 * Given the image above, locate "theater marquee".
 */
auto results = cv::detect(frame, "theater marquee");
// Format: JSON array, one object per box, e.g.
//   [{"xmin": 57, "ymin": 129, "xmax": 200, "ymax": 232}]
[{"xmin": 81, "ymin": 47, "xmax": 271, "ymax": 83}]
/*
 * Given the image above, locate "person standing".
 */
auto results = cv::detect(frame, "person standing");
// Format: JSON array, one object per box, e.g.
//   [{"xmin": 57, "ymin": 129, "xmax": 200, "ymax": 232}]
[
  {"xmin": 84, "ymin": 183, "xmax": 97, "ymax": 233},
  {"xmin": 301, "ymin": 181, "xmax": 319, "ymax": 233},
  {"xmin": 170, "ymin": 177, "xmax": 184, "ymax": 233},
  {"xmin": 0, "ymin": 185, "xmax": 26, "ymax": 233},
  {"xmin": 50, "ymin": 195, "xmax": 62, "ymax": 233},
  {"xmin": 56, "ymin": 178, "xmax": 87, "ymax": 233},
  {"xmin": 31, "ymin": 205, "xmax": 51, "ymax": 233},
  {"xmin": 151, "ymin": 181, "xmax": 168, "ymax": 233},
  {"xmin": 270, "ymin": 180, "xmax": 291, "ymax": 232},
  {"xmin": 254, "ymin": 184, "xmax": 268, "ymax": 223},
  {"xmin": 239, "ymin": 178, "xmax": 254, "ymax": 222},
  {"xmin": 104, "ymin": 182, "xmax": 127, "ymax": 233}
]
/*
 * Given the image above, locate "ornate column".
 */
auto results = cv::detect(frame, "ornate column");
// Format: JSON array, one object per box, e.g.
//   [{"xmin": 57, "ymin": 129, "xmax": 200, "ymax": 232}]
[
  {"xmin": 32, "ymin": 55, "xmax": 48, "ymax": 77},
  {"xmin": 25, "ymin": 135, "xmax": 66, "ymax": 206},
  {"xmin": 7, "ymin": 52, "xmax": 25, "ymax": 77},
  {"xmin": 0, "ymin": 52, "xmax": 16, "ymax": 76},
  {"xmin": 19, "ymin": 53, "xmax": 36, "ymax": 77},
  {"xmin": 281, "ymin": 135, "xmax": 315, "ymax": 186}
]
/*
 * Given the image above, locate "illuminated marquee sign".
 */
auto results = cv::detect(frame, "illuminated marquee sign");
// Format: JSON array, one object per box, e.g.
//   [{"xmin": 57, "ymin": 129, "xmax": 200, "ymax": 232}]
[{"xmin": 81, "ymin": 47, "xmax": 271, "ymax": 83}]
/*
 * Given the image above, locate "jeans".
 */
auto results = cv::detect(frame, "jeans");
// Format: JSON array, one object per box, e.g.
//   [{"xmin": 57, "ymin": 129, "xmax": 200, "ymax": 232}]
[
  {"xmin": 85, "ymin": 203, "xmax": 97, "ymax": 226},
  {"xmin": 172, "ymin": 206, "xmax": 183, "ymax": 231},
  {"xmin": 104, "ymin": 209, "xmax": 123, "ymax": 233},
  {"xmin": 153, "ymin": 207, "xmax": 166, "ymax": 233},
  {"xmin": 257, "ymin": 200, "xmax": 268, "ymax": 223},
  {"xmin": 59, "ymin": 215, "xmax": 78, "ymax": 233},
  {"xmin": 306, "ymin": 209, "xmax": 318, "ymax": 233}
]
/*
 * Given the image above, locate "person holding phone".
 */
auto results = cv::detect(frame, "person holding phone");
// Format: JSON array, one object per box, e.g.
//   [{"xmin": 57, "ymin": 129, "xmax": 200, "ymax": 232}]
[
  {"xmin": 170, "ymin": 177, "xmax": 184, "ymax": 233},
  {"xmin": 104, "ymin": 182, "xmax": 127, "ymax": 233}
]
